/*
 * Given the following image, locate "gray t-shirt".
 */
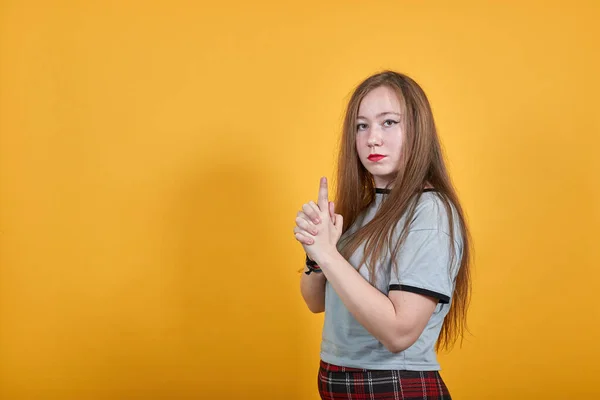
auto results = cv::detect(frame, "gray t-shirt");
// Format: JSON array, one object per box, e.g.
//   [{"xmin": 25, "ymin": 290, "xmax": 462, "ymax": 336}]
[{"xmin": 320, "ymin": 189, "xmax": 463, "ymax": 371}]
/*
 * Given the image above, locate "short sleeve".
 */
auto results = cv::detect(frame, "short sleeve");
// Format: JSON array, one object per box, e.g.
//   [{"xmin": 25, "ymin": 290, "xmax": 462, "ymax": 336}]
[{"xmin": 388, "ymin": 228, "xmax": 458, "ymax": 304}]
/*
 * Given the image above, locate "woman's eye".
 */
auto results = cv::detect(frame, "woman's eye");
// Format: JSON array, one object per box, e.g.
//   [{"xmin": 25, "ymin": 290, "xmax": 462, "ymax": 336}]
[
  {"xmin": 356, "ymin": 123, "xmax": 367, "ymax": 131},
  {"xmin": 383, "ymin": 119, "xmax": 399, "ymax": 127}
]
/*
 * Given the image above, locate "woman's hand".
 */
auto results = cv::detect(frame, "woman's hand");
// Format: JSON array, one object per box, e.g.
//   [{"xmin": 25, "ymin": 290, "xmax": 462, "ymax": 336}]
[{"xmin": 293, "ymin": 177, "xmax": 343, "ymax": 265}]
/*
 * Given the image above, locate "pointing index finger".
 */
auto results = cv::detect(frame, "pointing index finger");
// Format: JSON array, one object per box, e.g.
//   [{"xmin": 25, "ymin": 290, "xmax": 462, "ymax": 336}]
[{"xmin": 318, "ymin": 176, "xmax": 329, "ymax": 212}]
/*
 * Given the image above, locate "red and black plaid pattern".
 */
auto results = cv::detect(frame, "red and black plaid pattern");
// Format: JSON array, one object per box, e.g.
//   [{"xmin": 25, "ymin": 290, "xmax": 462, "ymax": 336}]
[{"xmin": 318, "ymin": 360, "xmax": 451, "ymax": 400}]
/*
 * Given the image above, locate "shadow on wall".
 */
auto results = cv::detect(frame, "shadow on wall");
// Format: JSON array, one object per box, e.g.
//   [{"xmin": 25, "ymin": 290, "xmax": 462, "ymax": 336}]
[
  {"xmin": 162, "ymin": 152, "xmax": 307, "ymax": 399},
  {"xmin": 32, "ymin": 140, "xmax": 314, "ymax": 400}
]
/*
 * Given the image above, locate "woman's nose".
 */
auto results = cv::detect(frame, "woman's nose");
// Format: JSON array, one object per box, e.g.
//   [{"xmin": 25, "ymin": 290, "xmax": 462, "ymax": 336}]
[{"xmin": 367, "ymin": 128, "xmax": 382, "ymax": 147}]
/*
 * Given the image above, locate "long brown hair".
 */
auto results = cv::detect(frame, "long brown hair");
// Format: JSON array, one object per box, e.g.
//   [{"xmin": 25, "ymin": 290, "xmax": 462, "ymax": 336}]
[{"xmin": 333, "ymin": 71, "xmax": 472, "ymax": 352}]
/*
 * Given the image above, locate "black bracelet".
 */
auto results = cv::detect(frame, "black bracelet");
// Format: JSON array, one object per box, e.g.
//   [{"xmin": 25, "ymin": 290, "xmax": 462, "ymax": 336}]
[
  {"xmin": 306, "ymin": 254, "xmax": 318, "ymax": 267},
  {"xmin": 305, "ymin": 254, "xmax": 322, "ymax": 275}
]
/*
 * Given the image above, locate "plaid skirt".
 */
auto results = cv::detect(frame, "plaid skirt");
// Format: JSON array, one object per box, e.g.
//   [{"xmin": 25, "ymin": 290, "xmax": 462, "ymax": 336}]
[{"xmin": 318, "ymin": 360, "xmax": 452, "ymax": 400}]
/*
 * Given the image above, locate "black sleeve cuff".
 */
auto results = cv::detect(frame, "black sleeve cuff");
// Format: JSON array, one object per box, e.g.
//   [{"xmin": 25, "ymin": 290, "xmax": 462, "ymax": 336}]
[{"xmin": 389, "ymin": 284, "xmax": 450, "ymax": 304}]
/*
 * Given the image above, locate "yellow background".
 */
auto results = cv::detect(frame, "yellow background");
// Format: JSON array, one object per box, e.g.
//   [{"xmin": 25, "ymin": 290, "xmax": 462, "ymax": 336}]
[{"xmin": 1, "ymin": 1, "xmax": 599, "ymax": 399}]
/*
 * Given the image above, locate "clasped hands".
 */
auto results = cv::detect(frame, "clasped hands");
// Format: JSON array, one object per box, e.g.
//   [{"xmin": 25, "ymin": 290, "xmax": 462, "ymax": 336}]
[{"xmin": 294, "ymin": 177, "xmax": 343, "ymax": 266}]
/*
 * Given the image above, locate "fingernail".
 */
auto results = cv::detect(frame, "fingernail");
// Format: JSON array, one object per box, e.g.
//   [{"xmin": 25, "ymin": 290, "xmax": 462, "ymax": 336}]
[{"xmin": 315, "ymin": 218, "xmax": 321, "ymax": 224}]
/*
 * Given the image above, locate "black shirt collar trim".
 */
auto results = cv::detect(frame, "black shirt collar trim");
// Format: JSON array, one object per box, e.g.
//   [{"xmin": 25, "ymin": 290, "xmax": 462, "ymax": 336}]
[{"xmin": 375, "ymin": 188, "xmax": 436, "ymax": 194}]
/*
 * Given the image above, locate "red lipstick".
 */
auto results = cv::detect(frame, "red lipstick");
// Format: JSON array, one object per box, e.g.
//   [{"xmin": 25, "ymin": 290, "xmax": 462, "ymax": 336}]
[{"xmin": 367, "ymin": 154, "xmax": 386, "ymax": 162}]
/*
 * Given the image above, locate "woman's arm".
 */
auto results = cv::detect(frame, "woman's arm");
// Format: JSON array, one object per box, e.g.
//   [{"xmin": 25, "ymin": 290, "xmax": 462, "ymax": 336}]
[
  {"xmin": 295, "ymin": 196, "xmax": 334, "ymax": 314},
  {"xmin": 295, "ymin": 178, "xmax": 437, "ymax": 350},
  {"xmin": 318, "ymin": 251, "xmax": 437, "ymax": 353},
  {"xmin": 295, "ymin": 178, "xmax": 449, "ymax": 352},
  {"xmin": 300, "ymin": 270, "xmax": 326, "ymax": 313}
]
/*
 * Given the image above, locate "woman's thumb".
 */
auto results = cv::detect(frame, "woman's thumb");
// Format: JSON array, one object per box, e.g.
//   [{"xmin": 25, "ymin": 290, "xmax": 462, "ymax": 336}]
[
  {"xmin": 334, "ymin": 213, "xmax": 343, "ymax": 228},
  {"xmin": 329, "ymin": 201, "xmax": 335, "ymax": 223}
]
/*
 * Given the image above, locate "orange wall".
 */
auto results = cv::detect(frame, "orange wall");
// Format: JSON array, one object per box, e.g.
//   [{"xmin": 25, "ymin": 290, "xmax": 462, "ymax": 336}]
[{"xmin": 1, "ymin": 1, "xmax": 599, "ymax": 399}]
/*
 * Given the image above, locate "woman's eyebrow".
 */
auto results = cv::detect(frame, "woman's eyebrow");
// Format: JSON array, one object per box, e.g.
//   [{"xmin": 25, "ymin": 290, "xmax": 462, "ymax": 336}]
[{"xmin": 357, "ymin": 111, "xmax": 401, "ymax": 119}]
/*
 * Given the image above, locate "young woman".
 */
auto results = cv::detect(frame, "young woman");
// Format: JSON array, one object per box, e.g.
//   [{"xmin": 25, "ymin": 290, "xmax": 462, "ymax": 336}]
[{"xmin": 293, "ymin": 71, "xmax": 472, "ymax": 400}]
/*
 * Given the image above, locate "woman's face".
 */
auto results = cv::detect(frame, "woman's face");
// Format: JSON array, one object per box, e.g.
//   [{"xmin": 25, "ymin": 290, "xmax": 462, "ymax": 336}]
[{"xmin": 355, "ymin": 85, "xmax": 405, "ymax": 188}]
